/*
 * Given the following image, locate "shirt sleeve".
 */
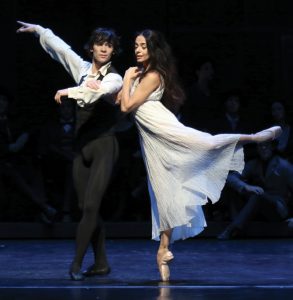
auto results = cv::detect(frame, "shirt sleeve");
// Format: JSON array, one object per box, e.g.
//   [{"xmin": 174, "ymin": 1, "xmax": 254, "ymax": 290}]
[
  {"xmin": 226, "ymin": 171, "xmax": 247, "ymax": 194},
  {"xmin": 67, "ymin": 73, "xmax": 123, "ymax": 105},
  {"xmin": 35, "ymin": 25, "xmax": 90, "ymax": 84}
]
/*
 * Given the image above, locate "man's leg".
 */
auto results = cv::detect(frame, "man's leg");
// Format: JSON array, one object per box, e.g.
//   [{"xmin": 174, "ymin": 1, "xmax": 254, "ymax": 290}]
[
  {"xmin": 218, "ymin": 194, "xmax": 262, "ymax": 240},
  {"xmin": 70, "ymin": 136, "xmax": 118, "ymax": 279}
]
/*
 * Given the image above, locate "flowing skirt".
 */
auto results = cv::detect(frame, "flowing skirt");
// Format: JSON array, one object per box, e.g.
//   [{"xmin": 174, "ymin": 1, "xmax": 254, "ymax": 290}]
[{"xmin": 134, "ymin": 101, "xmax": 244, "ymax": 243}]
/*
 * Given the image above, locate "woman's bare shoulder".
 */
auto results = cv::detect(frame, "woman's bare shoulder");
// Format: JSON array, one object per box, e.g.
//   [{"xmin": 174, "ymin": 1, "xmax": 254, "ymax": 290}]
[{"xmin": 143, "ymin": 70, "xmax": 161, "ymax": 85}]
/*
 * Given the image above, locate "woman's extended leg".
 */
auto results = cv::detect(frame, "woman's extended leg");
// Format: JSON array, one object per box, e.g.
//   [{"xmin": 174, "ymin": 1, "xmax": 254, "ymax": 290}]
[{"xmin": 238, "ymin": 126, "xmax": 282, "ymax": 144}]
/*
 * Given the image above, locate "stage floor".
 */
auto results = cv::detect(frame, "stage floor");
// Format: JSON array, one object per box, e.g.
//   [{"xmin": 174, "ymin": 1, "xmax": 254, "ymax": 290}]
[{"xmin": 0, "ymin": 238, "xmax": 293, "ymax": 299}]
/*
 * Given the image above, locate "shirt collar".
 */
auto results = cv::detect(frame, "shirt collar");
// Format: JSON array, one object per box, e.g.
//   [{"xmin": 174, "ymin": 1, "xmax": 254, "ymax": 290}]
[{"xmin": 89, "ymin": 61, "xmax": 111, "ymax": 77}]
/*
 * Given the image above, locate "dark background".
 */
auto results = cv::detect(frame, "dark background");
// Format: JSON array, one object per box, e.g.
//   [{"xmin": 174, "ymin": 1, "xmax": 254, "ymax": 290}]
[
  {"xmin": 2, "ymin": 0, "xmax": 293, "ymax": 120},
  {"xmin": 1, "ymin": 0, "xmax": 293, "ymax": 223}
]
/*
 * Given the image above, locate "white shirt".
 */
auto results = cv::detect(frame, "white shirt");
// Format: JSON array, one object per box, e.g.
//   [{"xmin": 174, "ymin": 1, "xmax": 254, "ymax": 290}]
[{"xmin": 35, "ymin": 25, "xmax": 122, "ymax": 107}]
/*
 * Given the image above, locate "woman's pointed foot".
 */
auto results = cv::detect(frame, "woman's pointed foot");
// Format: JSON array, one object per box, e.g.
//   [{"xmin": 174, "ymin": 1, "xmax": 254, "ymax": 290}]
[
  {"xmin": 157, "ymin": 250, "xmax": 174, "ymax": 282},
  {"xmin": 252, "ymin": 126, "xmax": 282, "ymax": 143}
]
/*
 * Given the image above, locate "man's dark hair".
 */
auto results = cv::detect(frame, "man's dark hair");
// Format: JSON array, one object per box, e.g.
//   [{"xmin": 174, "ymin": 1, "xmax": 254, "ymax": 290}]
[{"xmin": 84, "ymin": 27, "xmax": 121, "ymax": 58}]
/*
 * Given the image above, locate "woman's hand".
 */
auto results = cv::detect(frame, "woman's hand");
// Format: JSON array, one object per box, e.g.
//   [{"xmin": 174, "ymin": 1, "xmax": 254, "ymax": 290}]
[
  {"xmin": 124, "ymin": 67, "xmax": 142, "ymax": 81},
  {"xmin": 16, "ymin": 21, "xmax": 38, "ymax": 33},
  {"xmin": 85, "ymin": 79, "xmax": 101, "ymax": 90},
  {"xmin": 244, "ymin": 184, "xmax": 264, "ymax": 195},
  {"xmin": 54, "ymin": 89, "xmax": 68, "ymax": 104}
]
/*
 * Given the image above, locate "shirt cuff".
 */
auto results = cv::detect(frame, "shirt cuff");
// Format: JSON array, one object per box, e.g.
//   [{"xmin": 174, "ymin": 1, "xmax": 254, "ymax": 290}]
[
  {"xmin": 67, "ymin": 87, "xmax": 80, "ymax": 99},
  {"xmin": 35, "ymin": 25, "xmax": 46, "ymax": 37}
]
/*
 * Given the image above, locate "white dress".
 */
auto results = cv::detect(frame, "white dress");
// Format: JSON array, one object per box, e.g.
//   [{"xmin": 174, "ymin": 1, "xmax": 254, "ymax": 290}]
[{"xmin": 131, "ymin": 78, "xmax": 244, "ymax": 243}]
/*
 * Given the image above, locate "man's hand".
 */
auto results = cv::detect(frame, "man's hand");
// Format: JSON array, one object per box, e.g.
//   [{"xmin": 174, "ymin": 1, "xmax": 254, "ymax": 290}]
[
  {"xmin": 54, "ymin": 89, "xmax": 69, "ymax": 104},
  {"xmin": 16, "ymin": 21, "xmax": 38, "ymax": 34},
  {"xmin": 124, "ymin": 67, "xmax": 142, "ymax": 81},
  {"xmin": 115, "ymin": 90, "xmax": 122, "ymax": 105},
  {"xmin": 244, "ymin": 184, "xmax": 264, "ymax": 195},
  {"xmin": 85, "ymin": 79, "xmax": 101, "ymax": 90}
]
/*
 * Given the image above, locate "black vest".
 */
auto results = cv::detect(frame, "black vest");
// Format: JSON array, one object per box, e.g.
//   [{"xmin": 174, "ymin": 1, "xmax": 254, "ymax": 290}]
[{"xmin": 74, "ymin": 66, "xmax": 122, "ymax": 150}]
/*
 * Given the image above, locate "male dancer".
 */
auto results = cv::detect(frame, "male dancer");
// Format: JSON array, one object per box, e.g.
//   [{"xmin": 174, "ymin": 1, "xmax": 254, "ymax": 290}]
[{"xmin": 17, "ymin": 21, "xmax": 123, "ymax": 280}]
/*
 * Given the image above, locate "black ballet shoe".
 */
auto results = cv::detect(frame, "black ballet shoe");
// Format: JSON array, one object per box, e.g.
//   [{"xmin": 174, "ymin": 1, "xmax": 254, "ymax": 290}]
[
  {"xmin": 69, "ymin": 270, "xmax": 85, "ymax": 281},
  {"xmin": 217, "ymin": 226, "xmax": 242, "ymax": 240},
  {"xmin": 82, "ymin": 264, "xmax": 111, "ymax": 277},
  {"xmin": 69, "ymin": 262, "xmax": 85, "ymax": 281}
]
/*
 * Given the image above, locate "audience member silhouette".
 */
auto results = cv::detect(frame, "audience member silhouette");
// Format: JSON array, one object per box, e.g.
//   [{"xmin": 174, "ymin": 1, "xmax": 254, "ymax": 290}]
[
  {"xmin": 218, "ymin": 140, "xmax": 293, "ymax": 240},
  {"xmin": 0, "ymin": 90, "xmax": 56, "ymax": 223},
  {"xmin": 38, "ymin": 98, "xmax": 76, "ymax": 221},
  {"xmin": 268, "ymin": 100, "xmax": 293, "ymax": 163},
  {"xmin": 208, "ymin": 88, "xmax": 252, "ymax": 134},
  {"xmin": 202, "ymin": 89, "xmax": 254, "ymax": 221},
  {"xmin": 181, "ymin": 56, "xmax": 218, "ymax": 131}
]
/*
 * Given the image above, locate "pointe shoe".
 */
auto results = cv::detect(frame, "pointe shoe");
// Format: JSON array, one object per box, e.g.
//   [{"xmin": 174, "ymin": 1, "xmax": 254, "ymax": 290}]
[
  {"xmin": 157, "ymin": 251, "xmax": 174, "ymax": 282},
  {"xmin": 252, "ymin": 126, "xmax": 282, "ymax": 143}
]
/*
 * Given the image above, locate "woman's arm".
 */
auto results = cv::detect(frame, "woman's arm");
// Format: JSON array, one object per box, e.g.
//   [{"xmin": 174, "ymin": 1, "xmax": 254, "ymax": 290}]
[{"xmin": 120, "ymin": 68, "xmax": 161, "ymax": 113}]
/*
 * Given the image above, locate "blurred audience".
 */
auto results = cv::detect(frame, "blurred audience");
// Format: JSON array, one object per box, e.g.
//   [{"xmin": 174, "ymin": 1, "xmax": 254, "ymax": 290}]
[
  {"xmin": 268, "ymin": 100, "xmax": 293, "ymax": 163},
  {"xmin": 205, "ymin": 88, "xmax": 256, "ymax": 221},
  {"xmin": 3, "ymin": 55, "xmax": 293, "ymax": 237},
  {"xmin": 181, "ymin": 56, "xmax": 218, "ymax": 131},
  {"xmin": 0, "ymin": 89, "xmax": 56, "ymax": 223},
  {"xmin": 208, "ymin": 88, "xmax": 252, "ymax": 134},
  {"xmin": 38, "ymin": 98, "xmax": 77, "ymax": 222},
  {"xmin": 218, "ymin": 140, "xmax": 293, "ymax": 240}
]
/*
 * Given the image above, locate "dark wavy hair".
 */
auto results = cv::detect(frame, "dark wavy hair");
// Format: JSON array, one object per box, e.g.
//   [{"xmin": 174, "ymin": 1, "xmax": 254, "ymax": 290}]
[
  {"xmin": 84, "ymin": 27, "xmax": 121, "ymax": 58},
  {"xmin": 135, "ymin": 29, "xmax": 185, "ymax": 114}
]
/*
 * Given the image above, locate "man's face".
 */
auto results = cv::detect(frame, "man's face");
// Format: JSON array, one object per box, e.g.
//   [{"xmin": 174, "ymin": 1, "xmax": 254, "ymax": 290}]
[
  {"xmin": 271, "ymin": 102, "xmax": 285, "ymax": 122},
  {"xmin": 196, "ymin": 62, "xmax": 214, "ymax": 81},
  {"xmin": 92, "ymin": 41, "xmax": 114, "ymax": 65},
  {"xmin": 257, "ymin": 142, "xmax": 273, "ymax": 161},
  {"xmin": 225, "ymin": 96, "xmax": 240, "ymax": 114}
]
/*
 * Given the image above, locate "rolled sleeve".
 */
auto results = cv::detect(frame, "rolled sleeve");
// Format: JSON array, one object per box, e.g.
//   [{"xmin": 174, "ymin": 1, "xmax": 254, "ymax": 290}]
[
  {"xmin": 68, "ymin": 73, "xmax": 123, "ymax": 105},
  {"xmin": 36, "ymin": 26, "xmax": 89, "ymax": 83}
]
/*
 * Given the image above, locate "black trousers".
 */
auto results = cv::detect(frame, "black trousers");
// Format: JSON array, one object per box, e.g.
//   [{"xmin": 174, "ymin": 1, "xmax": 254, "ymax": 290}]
[
  {"xmin": 232, "ymin": 193, "xmax": 289, "ymax": 230},
  {"xmin": 72, "ymin": 135, "xmax": 119, "ymax": 268}
]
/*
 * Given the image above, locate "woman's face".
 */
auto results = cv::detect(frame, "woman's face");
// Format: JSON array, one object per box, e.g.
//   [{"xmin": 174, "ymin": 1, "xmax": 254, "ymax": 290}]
[
  {"xmin": 134, "ymin": 35, "xmax": 150, "ymax": 66},
  {"xmin": 271, "ymin": 102, "xmax": 285, "ymax": 121}
]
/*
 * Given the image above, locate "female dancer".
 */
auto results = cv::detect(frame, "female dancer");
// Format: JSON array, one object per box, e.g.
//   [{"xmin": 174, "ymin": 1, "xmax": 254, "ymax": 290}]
[{"xmin": 118, "ymin": 29, "xmax": 282, "ymax": 281}]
